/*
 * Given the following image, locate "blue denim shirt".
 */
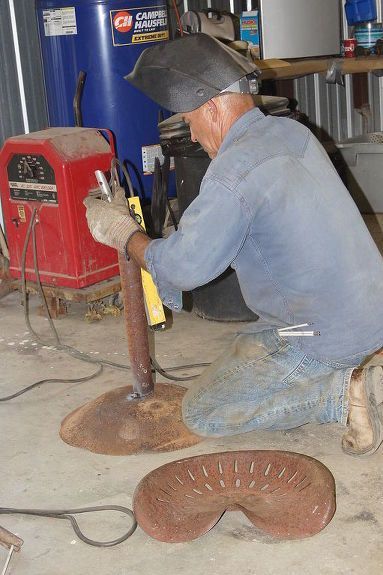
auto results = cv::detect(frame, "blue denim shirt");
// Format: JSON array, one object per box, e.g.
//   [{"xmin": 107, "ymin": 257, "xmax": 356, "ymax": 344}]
[{"xmin": 145, "ymin": 108, "xmax": 383, "ymax": 362}]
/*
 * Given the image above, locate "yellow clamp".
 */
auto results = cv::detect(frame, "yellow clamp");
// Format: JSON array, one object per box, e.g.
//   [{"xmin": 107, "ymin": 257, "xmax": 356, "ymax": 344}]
[{"xmin": 128, "ymin": 196, "xmax": 166, "ymax": 329}]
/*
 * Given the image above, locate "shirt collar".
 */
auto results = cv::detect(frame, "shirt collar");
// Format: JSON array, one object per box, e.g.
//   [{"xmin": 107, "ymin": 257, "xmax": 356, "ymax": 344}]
[{"xmin": 217, "ymin": 107, "xmax": 265, "ymax": 156}]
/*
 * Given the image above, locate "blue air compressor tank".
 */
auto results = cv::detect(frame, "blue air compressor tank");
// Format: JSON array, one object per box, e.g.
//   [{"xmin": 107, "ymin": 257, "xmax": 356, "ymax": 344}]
[{"xmin": 36, "ymin": 0, "xmax": 170, "ymax": 199}]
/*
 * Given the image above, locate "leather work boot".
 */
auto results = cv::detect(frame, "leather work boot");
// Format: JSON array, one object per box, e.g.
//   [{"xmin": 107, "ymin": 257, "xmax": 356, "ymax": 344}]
[{"xmin": 342, "ymin": 366, "xmax": 383, "ymax": 456}]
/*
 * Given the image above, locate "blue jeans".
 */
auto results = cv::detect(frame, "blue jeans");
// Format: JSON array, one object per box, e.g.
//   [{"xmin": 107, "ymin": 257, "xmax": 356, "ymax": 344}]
[{"xmin": 182, "ymin": 329, "xmax": 366, "ymax": 437}]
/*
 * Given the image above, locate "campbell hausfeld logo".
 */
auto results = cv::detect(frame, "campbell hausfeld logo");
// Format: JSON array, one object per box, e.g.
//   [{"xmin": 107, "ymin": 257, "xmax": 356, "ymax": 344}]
[{"xmin": 111, "ymin": 5, "xmax": 168, "ymax": 46}]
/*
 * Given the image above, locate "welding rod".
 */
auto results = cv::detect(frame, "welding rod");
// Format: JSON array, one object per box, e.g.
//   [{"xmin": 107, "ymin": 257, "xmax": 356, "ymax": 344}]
[
  {"xmin": 280, "ymin": 331, "xmax": 320, "ymax": 336},
  {"xmin": 1, "ymin": 546, "xmax": 14, "ymax": 575}
]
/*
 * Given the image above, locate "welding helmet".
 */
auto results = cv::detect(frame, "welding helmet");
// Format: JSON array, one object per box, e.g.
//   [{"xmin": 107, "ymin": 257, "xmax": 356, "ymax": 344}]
[{"xmin": 125, "ymin": 33, "xmax": 260, "ymax": 113}]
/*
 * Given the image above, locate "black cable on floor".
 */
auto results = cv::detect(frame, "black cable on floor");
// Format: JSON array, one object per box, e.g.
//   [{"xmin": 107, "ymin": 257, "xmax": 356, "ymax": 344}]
[
  {"xmin": 150, "ymin": 357, "xmax": 210, "ymax": 382},
  {"xmin": 0, "ymin": 506, "xmax": 137, "ymax": 547},
  {"xmin": 0, "ymin": 366, "xmax": 103, "ymax": 402},
  {"xmin": 30, "ymin": 210, "xmax": 209, "ymax": 376},
  {"xmin": 0, "ymin": 208, "xmax": 211, "ymax": 403}
]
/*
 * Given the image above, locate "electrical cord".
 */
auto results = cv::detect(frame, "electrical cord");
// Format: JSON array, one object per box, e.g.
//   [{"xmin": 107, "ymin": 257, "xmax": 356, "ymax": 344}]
[
  {"xmin": 166, "ymin": 197, "xmax": 178, "ymax": 231},
  {"xmin": 0, "ymin": 367, "xmax": 103, "ymax": 402},
  {"xmin": 22, "ymin": 210, "xmax": 128, "ymax": 370},
  {"xmin": 150, "ymin": 356, "xmax": 210, "ymax": 382},
  {"xmin": 0, "ymin": 207, "xmax": 211, "ymax": 402},
  {"xmin": 111, "ymin": 158, "xmax": 134, "ymax": 198},
  {"xmin": 0, "ymin": 506, "xmax": 137, "ymax": 547},
  {"xmin": 28, "ymin": 207, "xmax": 207, "ymax": 372}
]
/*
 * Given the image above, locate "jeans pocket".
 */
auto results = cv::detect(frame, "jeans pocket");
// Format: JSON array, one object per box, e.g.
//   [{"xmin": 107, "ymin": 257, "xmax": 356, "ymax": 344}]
[{"xmin": 282, "ymin": 355, "xmax": 315, "ymax": 386}]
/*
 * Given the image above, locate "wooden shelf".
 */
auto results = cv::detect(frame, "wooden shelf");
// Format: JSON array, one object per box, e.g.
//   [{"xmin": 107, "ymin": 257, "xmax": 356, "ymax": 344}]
[{"xmin": 254, "ymin": 56, "xmax": 383, "ymax": 81}]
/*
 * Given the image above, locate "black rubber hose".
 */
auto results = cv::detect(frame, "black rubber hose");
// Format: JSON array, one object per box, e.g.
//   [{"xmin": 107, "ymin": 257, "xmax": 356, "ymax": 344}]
[{"xmin": 0, "ymin": 506, "xmax": 137, "ymax": 547}]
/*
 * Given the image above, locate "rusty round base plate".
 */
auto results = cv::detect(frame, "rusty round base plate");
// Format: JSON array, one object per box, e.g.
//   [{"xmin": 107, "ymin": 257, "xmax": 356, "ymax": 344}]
[{"xmin": 60, "ymin": 383, "xmax": 201, "ymax": 455}]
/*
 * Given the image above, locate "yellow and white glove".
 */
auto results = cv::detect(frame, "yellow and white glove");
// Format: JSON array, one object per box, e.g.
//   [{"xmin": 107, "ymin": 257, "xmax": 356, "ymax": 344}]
[{"xmin": 83, "ymin": 189, "xmax": 143, "ymax": 254}]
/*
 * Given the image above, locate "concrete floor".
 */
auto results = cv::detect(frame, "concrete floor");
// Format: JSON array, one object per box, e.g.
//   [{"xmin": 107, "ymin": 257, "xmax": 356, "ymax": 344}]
[{"xmin": 1, "ymin": 288, "xmax": 383, "ymax": 575}]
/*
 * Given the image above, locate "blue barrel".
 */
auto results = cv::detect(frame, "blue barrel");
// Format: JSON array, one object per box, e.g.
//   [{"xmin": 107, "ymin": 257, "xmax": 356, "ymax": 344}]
[{"xmin": 36, "ymin": 0, "xmax": 170, "ymax": 199}]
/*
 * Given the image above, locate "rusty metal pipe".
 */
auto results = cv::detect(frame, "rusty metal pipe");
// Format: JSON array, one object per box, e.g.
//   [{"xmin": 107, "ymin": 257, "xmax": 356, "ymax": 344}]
[{"xmin": 118, "ymin": 253, "xmax": 154, "ymax": 398}]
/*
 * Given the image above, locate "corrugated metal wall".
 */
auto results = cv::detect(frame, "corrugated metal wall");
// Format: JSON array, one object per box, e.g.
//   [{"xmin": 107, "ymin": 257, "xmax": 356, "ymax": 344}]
[
  {"xmin": 0, "ymin": 0, "xmax": 47, "ymax": 228},
  {"xmin": 295, "ymin": 0, "xmax": 383, "ymax": 141},
  {"xmin": 0, "ymin": 0, "xmax": 47, "ymax": 144}
]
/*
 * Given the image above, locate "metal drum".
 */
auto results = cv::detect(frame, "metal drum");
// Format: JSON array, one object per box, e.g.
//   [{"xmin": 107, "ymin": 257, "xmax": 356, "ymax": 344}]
[{"xmin": 36, "ymin": 0, "xmax": 170, "ymax": 199}]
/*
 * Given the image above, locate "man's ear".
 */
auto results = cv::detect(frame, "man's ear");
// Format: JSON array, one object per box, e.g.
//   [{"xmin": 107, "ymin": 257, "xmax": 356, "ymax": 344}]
[{"xmin": 206, "ymin": 99, "xmax": 218, "ymax": 121}]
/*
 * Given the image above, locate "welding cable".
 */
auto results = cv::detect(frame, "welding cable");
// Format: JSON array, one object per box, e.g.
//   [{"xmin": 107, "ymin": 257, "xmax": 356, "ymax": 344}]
[
  {"xmin": 29, "ymin": 212, "xmax": 210, "ymax": 381},
  {"xmin": 23, "ymin": 210, "xmax": 128, "ymax": 370},
  {"xmin": 0, "ymin": 205, "xmax": 211, "ymax": 402},
  {"xmin": 0, "ymin": 207, "xmax": 104, "ymax": 402},
  {"xmin": 0, "ymin": 367, "xmax": 103, "ymax": 402},
  {"xmin": 31, "ymin": 220, "xmax": 209, "ymax": 379},
  {"xmin": 0, "ymin": 506, "xmax": 137, "ymax": 547},
  {"xmin": 150, "ymin": 356, "xmax": 210, "ymax": 381},
  {"xmin": 166, "ymin": 197, "xmax": 178, "ymax": 231},
  {"xmin": 23, "ymin": 213, "xmax": 136, "ymax": 372},
  {"xmin": 111, "ymin": 158, "xmax": 134, "ymax": 198}
]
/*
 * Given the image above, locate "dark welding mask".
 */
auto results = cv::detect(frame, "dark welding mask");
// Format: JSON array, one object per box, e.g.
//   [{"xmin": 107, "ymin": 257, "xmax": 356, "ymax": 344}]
[{"xmin": 124, "ymin": 33, "xmax": 260, "ymax": 113}]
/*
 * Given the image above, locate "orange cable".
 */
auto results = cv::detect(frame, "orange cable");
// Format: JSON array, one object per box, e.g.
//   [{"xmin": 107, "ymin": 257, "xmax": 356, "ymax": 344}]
[{"xmin": 171, "ymin": 0, "xmax": 183, "ymax": 36}]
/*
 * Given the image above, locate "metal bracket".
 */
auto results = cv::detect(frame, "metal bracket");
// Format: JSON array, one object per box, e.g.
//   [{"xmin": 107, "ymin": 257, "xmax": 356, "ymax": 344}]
[{"xmin": 325, "ymin": 60, "xmax": 345, "ymax": 86}]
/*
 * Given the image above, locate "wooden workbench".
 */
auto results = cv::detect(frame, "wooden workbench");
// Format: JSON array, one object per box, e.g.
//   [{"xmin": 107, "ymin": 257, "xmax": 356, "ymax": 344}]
[{"xmin": 254, "ymin": 56, "xmax": 383, "ymax": 80}]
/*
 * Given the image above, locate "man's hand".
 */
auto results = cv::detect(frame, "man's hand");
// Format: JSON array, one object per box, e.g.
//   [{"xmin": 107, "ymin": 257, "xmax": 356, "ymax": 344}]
[{"xmin": 83, "ymin": 189, "xmax": 143, "ymax": 254}]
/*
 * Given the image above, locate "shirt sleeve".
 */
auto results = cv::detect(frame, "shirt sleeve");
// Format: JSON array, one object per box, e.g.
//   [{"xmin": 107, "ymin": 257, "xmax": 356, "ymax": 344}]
[{"xmin": 144, "ymin": 175, "xmax": 251, "ymax": 311}]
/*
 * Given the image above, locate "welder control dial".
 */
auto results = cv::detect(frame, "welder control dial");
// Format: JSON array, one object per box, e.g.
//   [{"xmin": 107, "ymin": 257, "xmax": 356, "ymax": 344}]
[
  {"xmin": 17, "ymin": 155, "xmax": 51, "ymax": 182},
  {"xmin": 7, "ymin": 153, "xmax": 57, "ymax": 203},
  {"xmin": 19, "ymin": 157, "xmax": 43, "ymax": 180}
]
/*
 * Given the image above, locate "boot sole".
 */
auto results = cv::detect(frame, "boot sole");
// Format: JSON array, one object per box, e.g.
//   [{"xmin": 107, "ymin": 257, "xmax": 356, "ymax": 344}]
[{"xmin": 343, "ymin": 366, "xmax": 383, "ymax": 457}]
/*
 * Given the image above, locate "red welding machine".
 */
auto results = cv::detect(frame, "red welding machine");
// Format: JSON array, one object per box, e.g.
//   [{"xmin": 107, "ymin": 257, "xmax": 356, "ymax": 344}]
[{"xmin": 0, "ymin": 127, "xmax": 118, "ymax": 288}]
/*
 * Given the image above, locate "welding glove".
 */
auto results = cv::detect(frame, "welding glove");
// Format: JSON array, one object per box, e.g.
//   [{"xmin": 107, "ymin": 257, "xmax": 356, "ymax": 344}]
[{"xmin": 83, "ymin": 188, "xmax": 143, "ymax": 254}]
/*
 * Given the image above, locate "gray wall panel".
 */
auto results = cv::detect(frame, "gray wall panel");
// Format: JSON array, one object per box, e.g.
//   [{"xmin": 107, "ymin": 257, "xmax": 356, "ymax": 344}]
[
  {"xmin": 369, "ymin": 73, "xmax": 383, "ymax": 132},
  {"xmin": 15, "ymin": 0, "xmax": 48, "ymax": 134},
  {"xmin": 0, "ymin": 0, "xmax": 47, "ymax": 230},
  {"xmin": 0, "ymin": 0, "xmax": 24, "ymax": 143},
  {"xmin": 293, "ymin": 1, "xmax": 383, "ymax": 143},
  {"xmin": 0, "ymin": 0, "xmax": 47, "ymax": 147}
]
